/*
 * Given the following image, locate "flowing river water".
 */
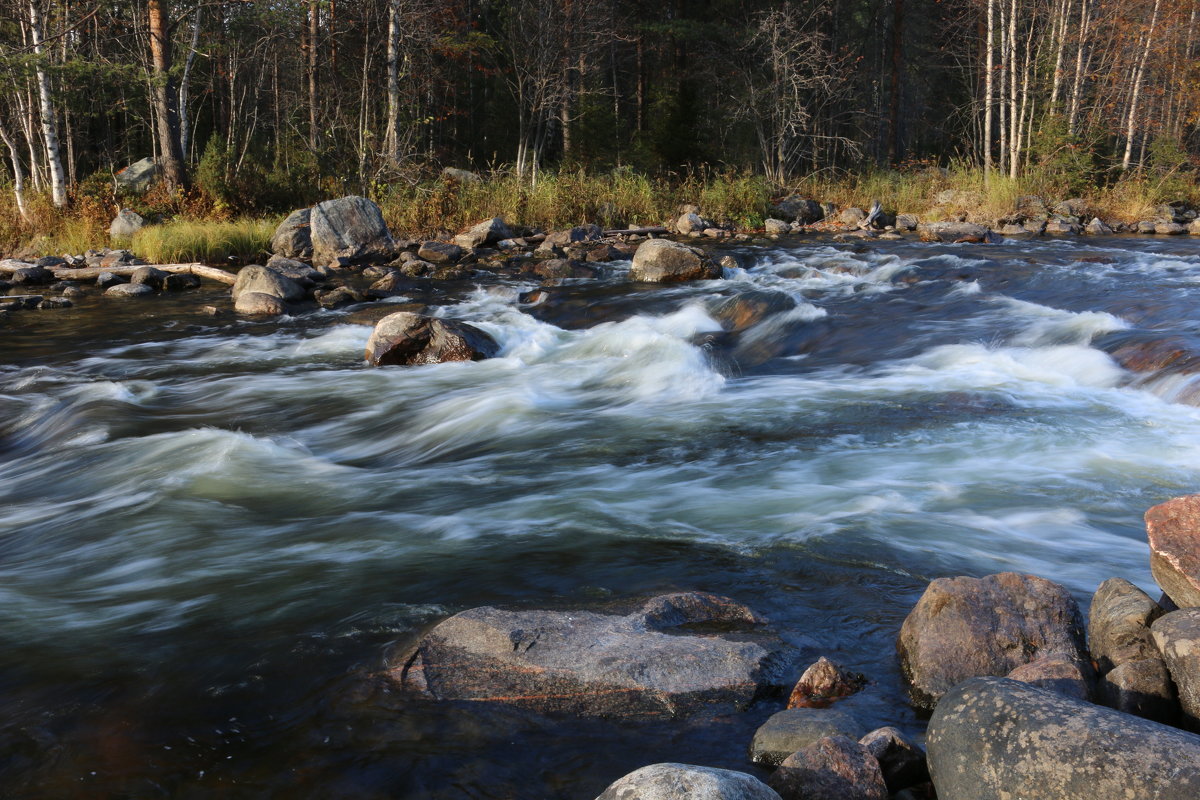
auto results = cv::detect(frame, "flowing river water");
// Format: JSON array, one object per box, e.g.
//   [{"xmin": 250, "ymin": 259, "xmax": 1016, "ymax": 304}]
[{"xmin": 2, "ymin": 234, "xmax": 1199, "ymax": 797}]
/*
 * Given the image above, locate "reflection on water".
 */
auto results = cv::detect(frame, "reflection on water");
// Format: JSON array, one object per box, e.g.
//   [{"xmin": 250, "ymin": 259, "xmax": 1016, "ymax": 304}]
[{"xmin": 2, "ymin": 236, "xmax": 1199, "ymax": 797}]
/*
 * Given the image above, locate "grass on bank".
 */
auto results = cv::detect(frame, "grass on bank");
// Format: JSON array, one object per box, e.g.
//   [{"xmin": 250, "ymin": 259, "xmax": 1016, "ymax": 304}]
[{"xmin": 2, "ymin": 164, "xmax": 1199, "ymax": 261}]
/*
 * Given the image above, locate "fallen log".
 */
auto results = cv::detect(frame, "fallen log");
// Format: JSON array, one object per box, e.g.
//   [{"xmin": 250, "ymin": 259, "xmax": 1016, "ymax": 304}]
[
  {"xmin": 0, "ymin": 259, "xmax": 237, "ymax": 286},
  {"xmin": 603, "ymin": 226, "xmax": 670, "ymax": 236}
]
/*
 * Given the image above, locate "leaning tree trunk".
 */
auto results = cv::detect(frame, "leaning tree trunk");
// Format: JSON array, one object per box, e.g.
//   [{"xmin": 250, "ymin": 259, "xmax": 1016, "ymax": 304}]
[
  {"xmin": 0, "ymin": 118, "xmax": 30, "ymax": 221},
  {"xmin": 29, "ymin": 0, "xmax": 67, "ymax": 207},
  {"xmin": 148, "ymin": 0, "xmax": 187, "ymax": 191}
]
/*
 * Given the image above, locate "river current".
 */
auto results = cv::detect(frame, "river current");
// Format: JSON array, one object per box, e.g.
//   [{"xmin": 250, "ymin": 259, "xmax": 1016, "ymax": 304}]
[{"xmin": 1, "ymin": 235, "xmax": 1198, "ymax": 797}]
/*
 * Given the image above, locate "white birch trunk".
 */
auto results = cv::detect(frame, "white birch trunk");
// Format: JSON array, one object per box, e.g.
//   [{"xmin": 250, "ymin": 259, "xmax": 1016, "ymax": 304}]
[
  {"xmin": 985, "ymin": 0, "xmax": 995, "ymax": 183},
  {"xmin": 29, "ymin": 0, "xmax": 67, "ymax": 207},
  {"xmin": 0, "ymin": 118, "xmax": 30, "ymax": 222},
  {"xmin": 1123, "ymin": 0, "xmax": 1160, "ymax": 170}
]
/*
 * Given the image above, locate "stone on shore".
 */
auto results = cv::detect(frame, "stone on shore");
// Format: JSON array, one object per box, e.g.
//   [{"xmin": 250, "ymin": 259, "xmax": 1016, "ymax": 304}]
[
  {"xmin": 915, "ymin": 221, "xmax": 990, "ymax": 242},
  {"xmin": 454, "ymin": 217, "xmax": 511, "ymax": 249},
  {"xmin": 109, "ymin": 208, "xmax": 145, "ymax": 239},
  {"xmin": 1151, "ymin": 608, "xmax": 1200, "ymax": 729},
  {"xmin": 310, "ymin": 196, "xmax": 396, "ymax": 265},
  {"xmin": 545, "ymin": 224, "xmax": 603, "ymax": 246},
  {"xmin": 271, "ymin": 208, "xmax": 313, "ymax": 260},
  {"xmin": 417, "ymin": 241, "xmax": 463, "ymax": 264},
  {"xmin": 858, "ymin": 727, "xmax": 928, "ymax": 794},
  {"xmin": 1146, "ymin": 495, "xmax": 1200, "ymax": 607},
  {"xmin": 1088, "ymin": 577, "xmax": 1164, "ymax": 673},
  {"xmin": 927, "ymin": 677, "xmax": 1200, "ymax": 800},
  {"xmin": 764, "ymin": 218, "xmax": 790, "ymax": 235},
  {"xmin": 676, "ymin": 212, "xmax": 709, "ymax": 234},
  {"xmin": 235, "ymin": 291, "xmax": 288, "ymax": 315},
  {"xmin": 750, "ymin": 708, "xmax": 867, "ymax": 767},
  {"xmin": 1085, "ymin": 217, "xmax": 1114, "ymax": 235},
  {"xmin": 896, "ymin": 572, "xmax": 1088, "ymax": 709},
  {"xmin": 770, "ymin": 195, "xmax": 825, "ymax": 224},
  {"xmin": 786, "ymin": 657, "xmax": 864, "ymax": 709},
  {"xmin": 391, "ymin": 591, "xmax": 794, "ymax": 718},
  {"xmin": 768, "ymin": 736, "xmax": 887, "ymax": 800},
  {"xmin": 629, "ymin": 239, "xmax": 720, "ymax": 283},
  {"xmin": 1157, "ymin": 222, "xmax": 1187, "ymax": 235},
  {"xmin": 1100, "ymin": 657, "xmax": 1178, "ymax": 724},
  {"xmin": 594, "ymin": 763, "xmax": 781, "ymax": 800},
  {"xmin": 231, "ymin": 264, "xmax": 305, "ymax": 303},
  {"xmin": 366, "ymin": 311, "xmax": 498, "ymax": 367},
  {"xmin": 1044, "ymin": 218, "xmax": 1082, "ymax": 235},
  {"xmin": 266, "ymin": 254, "xmax": 323, "ymax": 284}
]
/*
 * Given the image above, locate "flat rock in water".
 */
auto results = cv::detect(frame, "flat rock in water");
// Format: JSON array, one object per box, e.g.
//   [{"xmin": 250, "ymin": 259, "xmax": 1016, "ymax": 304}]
[
  {"xmin": 310, "ymin": 196, "xmax": 395, "ymax": 265},
  {"xmin": 365, "ymin": 311, "xmax": 498, "ymax": 367},
  {"xmin": 272, "ymin": 208, "xmax": 313, "ymax": 259},
  {"xmin": 897, "ymin": 572, "xmax": 1088, "ymax": 709},
  {"xmin": 1088, "ymin": 577, "xmax": 1163, "ymax": 673},
  {"xmin": 750, "ymin": 707, "xmax": 867, "ymax": 766},
  {"xmin": 629, "ymin": 239, "xmax": 720, "ymax": 283},
  {"xmin": 594, "ymin": 763, "xmax": 781, "ymax": 800},
  {"xmin": 232, "ymin": 265, "xmax": 305, "ymax": 302},
  {"xmin": 391, "ymin": 591, "xmax": 794, "ymax": 718},
  {"xmin": 768, "ymin": 735, "xmax": 887, "ymax": 800},
  {"xmin": 1146, "ymin": 495, "xmax": 1200, "ymax": 607},
  {"xmin": 105, "ymin": 283, "xmax": 154, "ymax": 297},
  {"xmin": 927, "ymin": 677, "xmax": 1200, "ymax": 800}
]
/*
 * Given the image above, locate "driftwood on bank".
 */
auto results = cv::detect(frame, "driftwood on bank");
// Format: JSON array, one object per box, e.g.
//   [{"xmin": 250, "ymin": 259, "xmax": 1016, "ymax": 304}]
[{"xmin": 0, "ymin": 259, "xmax": 237, "ymax": 286}]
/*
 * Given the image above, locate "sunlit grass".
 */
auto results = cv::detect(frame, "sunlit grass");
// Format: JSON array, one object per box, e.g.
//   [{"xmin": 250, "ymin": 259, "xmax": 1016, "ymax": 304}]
[{"xmin": 131, "ymin": 218, "xmax": 277, "ymax": 264}]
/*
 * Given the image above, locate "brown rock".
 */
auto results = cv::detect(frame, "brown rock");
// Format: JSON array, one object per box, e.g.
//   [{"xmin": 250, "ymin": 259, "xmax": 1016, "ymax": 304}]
[
  {"xmin": 786, "ymin": 657, "xmax": 865, "ymax": 709},
  {"xmin": 531, "ymin": 259, "xmax": 596, "ymax": 280},
  {"xmin": 896, "ymin": 572, "xmax": 1088, "ymax": 710},
  {"xmin": 1088, "ymin": 577, "xmax": 1164, "ymax": 673},
  {"xmin": 1152, "ymin": 608, "xmax": 1200, "ymax": 729},
  {"xmin": 858, "ymin": 727, "xmax": 928, "ymax": 794},
  {"xmin": 365, "ymin": 311, "xmax": 498, "ymax": 367},
  {"xmin": 768, "ymin": 736, "xmax": 887, "ymax": 800},
  {"xmin": 1005, "ymin": 656, "xmax": 1092, "ymax": 701},
  {"xmin": 629, "ymin": 239, "xmax": 720, "ymax": 283},
  {"xmin": 1146, "ymin": 495, "xmax": 1200, "ymax": 607},
  {"xmin": 1100, "ymin": 657, "xmax": 1178, "ymax": 724},
  {"xmin": 417, "ymin": 241, "xmax": 464, "ymax": 264}
]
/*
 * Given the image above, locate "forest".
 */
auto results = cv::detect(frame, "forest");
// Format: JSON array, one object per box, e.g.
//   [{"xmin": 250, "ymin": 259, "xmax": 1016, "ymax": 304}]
[{"xmin": 0, "ymin": 0, "xmax": 1197, "ymax": 242}]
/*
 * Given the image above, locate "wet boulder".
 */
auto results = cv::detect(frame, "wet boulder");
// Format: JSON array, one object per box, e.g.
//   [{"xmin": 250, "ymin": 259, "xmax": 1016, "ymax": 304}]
[
  {"xmin": 365, "ymin": 311, "xmax": 498, "ymax": 367},
  {"xmin": 310, "ymin": 196, "xmax": 396, "ymax": 265},
  {"xmin": 96, "ymin": 272, "xmax": 127, "ymax": 289},
  {"xmin": 130, "ymin": 266, "xmax": 168, "ymax": 290},
  {"xmin": 629, "ymin": 240, "xmax": 720, "ymax": 283},
  {"xmin": 105, "ymin": 283, "xmax": 154, "ymax": 298},
  {"xmin": 768, "ymin": 736, "xmax": 887, "ymax": 800},
  {"xmin": 532, "ymin": 259, "xmax": 596, "ymax": 280},
  {"xmin": 163, "ymin": 273, "xmax": 201, "ymax": 292},
  {"xmin": 1157, "ymin": 222, "xmax": 1187, "ymax": 235},
  {"xmin": 594, "ymin": 763, "xmax": 781, "ymax": 800},
  {"xmin": 271, "ymin": 208, "xmax": 313, "ymax": 259},
  {"xmin": 858, "ymin": 727, "xmax": 928, "ymax": 794},
  {"xmin": 454, "ymin": 217, "xmax": 511, "ymax": 249},
  {"xmin": 786, "ymin": 657, "xmax": 865, "ymax": 709},
  {"xmin": 1100, "ymin": 657, "xmax": 1178, "ymax": 724},
  {"xmin": 896, "ymin": 572, "xmax": 1088, "ymax": 709},
  {"xmin": 390, "ymin": 591, "xmax": 794, "ymax": 718},
  {"xmin": 235, "ymin": 291, "xmax": 288, "ymax": 316},
  {"xmin": 750, "ymin": 708, "xmax": 867, "ymax": 766},
  {"xmin": 1088, "ymin": 577, "xmax": 1164, "ymax": 673},
  {"xmin": 927, "ymin": 677, "xmax": 1200, "ymax": 800},
  {"xmin": 109, "ymin": 208, "xmax": 145, "ymax": 239},
  {"xmin": 1146, "ymin": 495, "xmax": 1200, "ymax": 607},
  {"xmin": 232, "ymin": 265, "xmax": 305, "ymax": 303}
]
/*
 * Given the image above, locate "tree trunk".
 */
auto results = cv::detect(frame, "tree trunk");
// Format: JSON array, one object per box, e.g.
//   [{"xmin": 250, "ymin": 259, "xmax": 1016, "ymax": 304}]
[
  {"xmin": 29, "ymin": 0, "xmax": 68, "ymax": 207},
  {"xmin": 0, "ymin": 118, "xmax": 30, "ymax": 222},
  {"xmin": 888, "ymin": 0, "xmax": 905, "ymax": 163},
  {"xmin": 179, "ymin": 6, "xmax": 202, "ymax": 162},
  {"xmin": 307, "ymin": 0, "xmax": 319, "ymax": 151},
  {"xmin": 384, "ymin": 0, "xmax": 401, "ymax": 164},
  {"xmin": 1123, "ymin": 0, "xmax": 1160, "ymax": 170},
  {"xmin": 148, "ymin": 0, "xmax": 187, "ymax": 191},
  {"xmin": 1067, "ymin": 0, "xmax": 1090, "ymax": 135},
  {"xmin": 1007, "ymin": 0, "xmax": 1017, "ymax": 179}
]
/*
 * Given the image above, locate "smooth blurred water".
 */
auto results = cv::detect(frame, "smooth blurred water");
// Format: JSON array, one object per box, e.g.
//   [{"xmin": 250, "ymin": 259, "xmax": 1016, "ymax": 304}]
[{"xmin": 2, "ymin": 235, "xmax": 1200, "ymax": 797}]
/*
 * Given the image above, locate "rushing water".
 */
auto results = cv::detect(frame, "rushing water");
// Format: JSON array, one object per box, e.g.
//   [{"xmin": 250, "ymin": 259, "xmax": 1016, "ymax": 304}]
[{"xmin": 2, "ymin": 235, "xmax": 1199, "ymax": 797}]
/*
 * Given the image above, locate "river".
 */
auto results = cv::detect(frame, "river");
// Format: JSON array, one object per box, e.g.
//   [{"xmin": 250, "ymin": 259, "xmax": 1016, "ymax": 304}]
[{"xmin": 1, "ymin": 234, "xmax": 1197, "ymax": 797}]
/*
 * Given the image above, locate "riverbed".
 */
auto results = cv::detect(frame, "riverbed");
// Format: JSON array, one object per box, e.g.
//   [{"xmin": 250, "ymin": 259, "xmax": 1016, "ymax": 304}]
[{"xmin": 1, "ymin": 234, "xmax": 1197, "ymax": 797}]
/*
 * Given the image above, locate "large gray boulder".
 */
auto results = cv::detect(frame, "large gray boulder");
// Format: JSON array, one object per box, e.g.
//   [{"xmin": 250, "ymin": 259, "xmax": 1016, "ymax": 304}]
[
  {"xmin": 1088, "ymin": 577, "xmax": 1164, "ymax": 673},
  {"xmin": 231, "ymin": 265, "xmax": 305, "ymax": 303},
  {"xmin": 750, "ymin": 708, "xmax": 867, "ymax": 766},
  {"xmin": 629, "ymin": 239, "xmax": 721, "ymax": 283},
  {"xmin": 1146, "ymin": 495, "xmax": 1200, "ymax": 607},
  {"xmin": 1151, "ymin": 608, "xmax": 1200, "ymax": 728},
  {"xmin": 365, "ymin": 312, "xmax": 499, "ymax": 367},
  {"xmin": 114, "ymin": 157, "xmax": 159, "ymax": 192},
  {"xmin": 770, "ymin": 195, "xmax": 824, "ymax": 224},
  {"xmin": 271, "ymin": 208, "xmax": 313, "ymax": 260},
  {"xmin": 109, "ymin": 208, "xmax": 145, "ymax": 239},
  {"xmin": 454, "ymin": 217, "xmax": 511, "ymax": 249},
  {"xmin": 595, "ymin": 763, "xmax": 781, "ymax": 800},
  {"xmin": 916, "ymin": 221, "xmax": 991, "ymax": 242},
  {"xmin": 310, "ymin": 196, "xmax": 396, "ymax": 265},
  {"xmin": 897, "ymin": 572, "xmax": 1088, "ymax": 709},
  {"xmin": 768, "ymin": 736, "xmax": 887, "ymax": 800},
  {"xmin": 390, "ymin": 591, "xmax": 794, "ymax": 717},
  {"xmin": 927, "ymin": 677, "xmax": 1200, "ymax": 800},
  {"xmin": 234, "ymin": 291, "xmax": 288, "ymax": 316}
]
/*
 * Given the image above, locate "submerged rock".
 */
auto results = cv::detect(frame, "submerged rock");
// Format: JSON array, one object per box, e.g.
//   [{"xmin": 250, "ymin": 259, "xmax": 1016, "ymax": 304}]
[
  {"xmin": 927, "ymin": 677, "xmax": 1200, "ymax": 800},
  {"xmin": 594, "ymin": 763, "xmax": 781, "ymax": 800},
  {"xmin": 750, "ymin": 707, "xmax": 867, "ymax": 766},
  {"xmin": 768, "ymin": 735, "xmax": 887, "ymax": 800},
  {"xmin": 391, "ymin": 591, "xmax": 794, "ymax": 718},
  {"xmin": 365, "ymin": 311, "xmax": 498, "ymax": 367},
  {"xmin": 629, "ymin": 240, "xmax": 720, "ymax": 283},
  {"xmin": 897, "ymin": 572, "xmax": 1088, "ymax": 709},
  {"xmin": 786, "ymin": 657, "xmax": 865, "ymax": 709}
]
